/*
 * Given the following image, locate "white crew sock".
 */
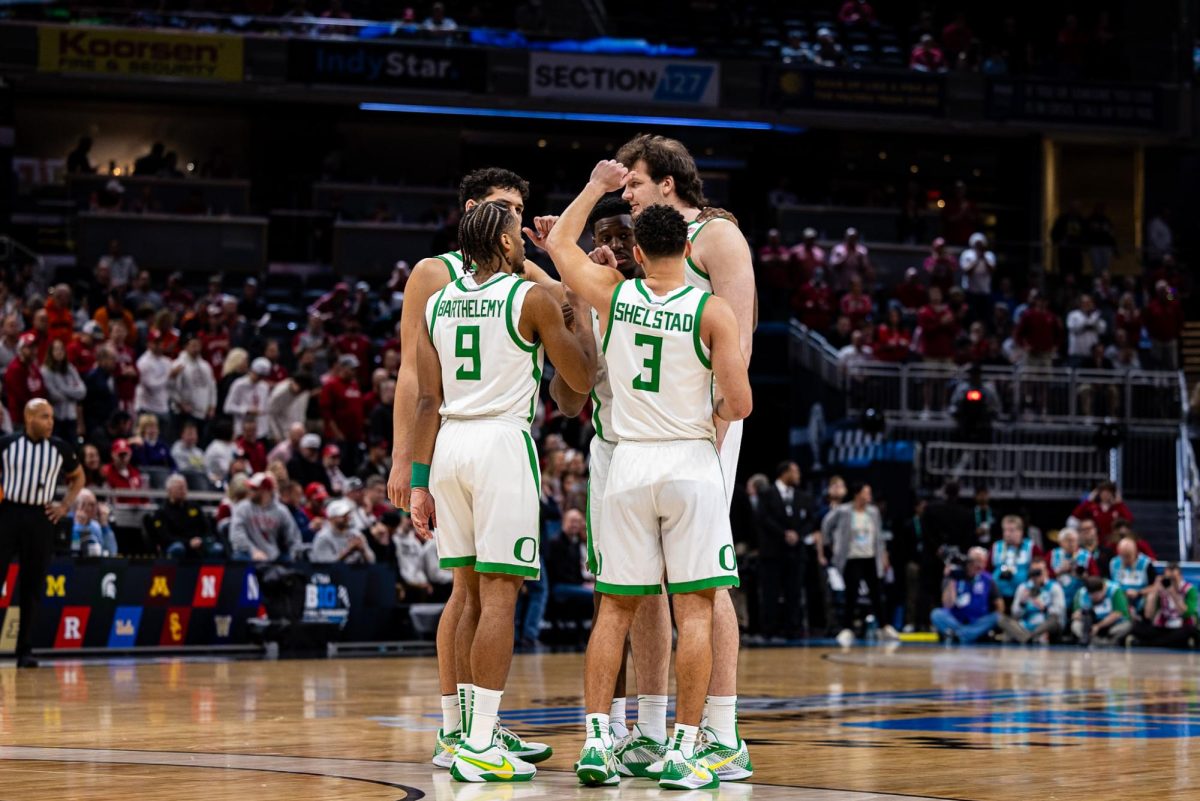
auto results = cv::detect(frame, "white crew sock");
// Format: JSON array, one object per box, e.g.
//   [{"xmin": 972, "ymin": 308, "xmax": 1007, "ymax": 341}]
[
  {"xmin": 456, "ymin": 683, "xmax": 472, "ymax": 735},
  {"xmin": 670, "ymin": 723, "xmax": 699, "ymax": 759},
  {"xmin": 705, "ymin": 695, "xmax": 739, "ymax": 744},
  {"xmin": 440, "ymin": 694, "xmax": 460, "ymax": 733},
  {"xmin": 466, "ymin": 686, "xmax": 501, "ymax": 751},
  {"xmin": 609, "ymin": 698, "xmax": 629, "ymax": 740},
  {"xmin": 637, "ymin": 694, "xmax": 668, "ymax": 743},
  {"xmin": 585, "ymin": 712, "xmax": 613, "ymax": 748}
]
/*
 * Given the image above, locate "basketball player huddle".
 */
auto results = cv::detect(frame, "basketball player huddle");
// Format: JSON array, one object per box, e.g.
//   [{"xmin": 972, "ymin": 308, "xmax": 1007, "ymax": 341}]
[{"xmin": 389, "ymin": 134, "xmax": 755, "ymax": 790}]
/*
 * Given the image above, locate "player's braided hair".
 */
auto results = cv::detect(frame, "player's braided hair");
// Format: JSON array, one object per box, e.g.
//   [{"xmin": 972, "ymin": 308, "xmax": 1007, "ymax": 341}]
[{"xmin": 458, "ymin": 200, "xmax": 513, "ymax": 274}]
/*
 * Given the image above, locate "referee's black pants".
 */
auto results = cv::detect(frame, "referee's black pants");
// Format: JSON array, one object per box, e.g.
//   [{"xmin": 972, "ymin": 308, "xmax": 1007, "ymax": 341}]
[{"xmin": 0, "ymin": 502, "xmax": 55, "ymax": 657}]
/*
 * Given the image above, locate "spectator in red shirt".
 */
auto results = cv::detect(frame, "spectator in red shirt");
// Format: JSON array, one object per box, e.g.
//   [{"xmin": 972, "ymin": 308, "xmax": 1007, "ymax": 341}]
[
  {"xmin": 941, "ymin": 182, "xmax": 981, "ymax": 246},
  {"xmin": 102, "ymin": 438, "xmax": 147, "ymax": 505},
  {"xmin": 1072, "ymin": 481, "xmax": 1133, "ymax": 551},
  {"xmin": 5, "ymin": 333, "xmax": 47, "ymax": 424},
  {"xmin": 828, "ymin": 228, "xmax": 874, "ymax": 293},
  {"xmin": 1014, "ymin": 292, "xmax": 1061, "ymax": 368},
  {"xmin": 320, "ymin": 353, "xmax": 365, "ymax": 450},
  {"xmin": 200, "ymin": 306, "xmax": 233, "ymax": 380},
  {"xmin": 922, "ymin": 237, "xmax": 957, "ymax": 293},
  {"xmin": 839, "ymin": 277, "xmax": 873, "ymax": 328},
  {"xmin": 27, "ymin": 309, "xmax": 51, "ymax": 364},
  {"xmin": 68, "ymin": 320, "xmax": 103, "ymax": 376},
  {"xmin": 1114, "ymin": 292, "xmax": 1143, "ymax": 344},
  {"xmin": 894, "ymin": 267, "xmax": 928, "ymax": 313},
  {"xmin": 917, "ymin": 286, "xmax": 958, "ymax": 363},
  {"xmin": 941, "ymin": 11, "xmax": 973, "ymax": 59},
  {"xmin": 149, "ymin": 310, "xmax": 181, "ymax": 360},
  {"xmin": 335, "ymin": 318, "xmax": 373, "ymax": 387},
  {"xmin": 308, "ymin": 282, "xmax": 351, "ymax": 325},
  {"xmin": 108, "ymin": 320, "xmax": 140, "ymax": 413},
  {"xmin": 789, "ymin": 227, "xmax": 826, "ymax": 284},
  {"xmin": 758, "ymin": 228, "xmax": 794, "ymax": 299},
  {"xmin": 874, "ymin": 305, "xmax": 913, "ymax": 363},
  {"xmin": 910, "ymin": 34, "xmax": 946, "ymax": 72},
  {"xmin": 792, "ymin": 268, "xmax": 835, "ymax": 332},
  {"xmin": 1145, "ymin": 280, "xmax": 1183, "ymax": 370},
  {"xmin": 236, "ymin": 411, "xmax": 268, "ymax": 473},
  {"xmin": 45, "ymin": 284, "xmax": 75, "ymax": 346},
  {"xmin": 838, "ymin": 0, "xmax": 875, "ymax": 26},
  {"xmin": 162, "ymin": 272, "xmax": 195, "ymax": 315},
  {"xmin": 262, "ymin": 340, "xmax": 289, "ymax": 384}
]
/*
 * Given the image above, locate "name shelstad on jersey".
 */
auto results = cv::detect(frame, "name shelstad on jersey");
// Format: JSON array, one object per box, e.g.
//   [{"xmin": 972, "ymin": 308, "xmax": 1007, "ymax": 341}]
[{"xmin": 611, "ymin": 300, "xmax": 696, "ymax": 332}]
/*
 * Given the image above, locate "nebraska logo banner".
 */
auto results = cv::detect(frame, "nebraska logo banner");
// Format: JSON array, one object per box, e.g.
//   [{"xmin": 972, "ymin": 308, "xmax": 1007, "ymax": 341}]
[
  {"xmin": 38, "ymin": 25, "xmax": 244, "ymax": 82},
  {"xmin": 192, "ymin": 566, "xmax": 225, "ymax": 608}
]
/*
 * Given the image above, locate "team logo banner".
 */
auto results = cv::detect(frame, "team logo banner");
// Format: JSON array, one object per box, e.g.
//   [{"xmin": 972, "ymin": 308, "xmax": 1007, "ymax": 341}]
[
  {"xmin": 529, "ymin": 53, "xmax": 720, "ymax": 107},
  {"xmin": 107, "ymin": 606, "xmax": 142, "ymax": 648},
  {"xmin": 38, "ymin": 25, "xmax": 244, "ymax": 82},
  {"xmin": 54, "ymin": 606, "xmax": 91, "ymax": 648}
]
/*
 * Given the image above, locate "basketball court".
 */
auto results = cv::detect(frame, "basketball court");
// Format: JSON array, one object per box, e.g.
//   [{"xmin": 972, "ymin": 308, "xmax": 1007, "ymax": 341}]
[{"xmin": 1, "ymin": 644, "xmax": 1195, "ymax": 799}]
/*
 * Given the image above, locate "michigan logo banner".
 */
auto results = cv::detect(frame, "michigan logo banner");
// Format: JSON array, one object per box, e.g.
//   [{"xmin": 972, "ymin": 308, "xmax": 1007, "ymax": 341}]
[{"xmin": 37, "ymin": 25, "xmax": 244, "ymax": 82}]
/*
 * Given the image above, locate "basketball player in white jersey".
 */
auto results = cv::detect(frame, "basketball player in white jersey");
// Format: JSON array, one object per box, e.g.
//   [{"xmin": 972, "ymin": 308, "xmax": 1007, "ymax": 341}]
[
  {"xmin": 544, "ymin": 199, "xmax": 675, "ymax": 774},
  {"xmin": 616, "ymin": 134, "xmax": 757, "ymax": 779},
  {"xmin": 545, "ymin": 160, "xmax": 751, "ymax": 789},
  {"xmin": 387, "ymin": 169, "xmax": 558, "ymax": 768},
  {"xmin": 410, "ymin": 199, "xmax": 594, "ymax": 783}
]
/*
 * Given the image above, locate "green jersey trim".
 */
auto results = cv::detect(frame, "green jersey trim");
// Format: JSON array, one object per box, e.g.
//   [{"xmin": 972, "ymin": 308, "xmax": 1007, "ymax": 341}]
[
  {"xmin": 475, "ymin": 561, "xmax": 540, "ymax": 578},
  {"xmin": 633, "ymin": 278, "xmax": 693, "ymax": 306},
  {"xmin": 693, "ymin": 291, "xmax": 712, "ymax": 368},
  {"xmin": 504, "ymin": 277, "xmax": 539, "ymax": 353},
  {"xmin": 521, "ymin": 430, "xmax": 542, "ymax": 495},
  {"xmin": 590, "ymin": 389, "xmax": 608, "ymax": 442},
  {"xmin": 435, "ymin": 251, "xmax": 463, "ymax": 280},
  {"xmin": 585, "ymin": 479, "xmax": 597, "ymax": 575},
  {"xmin": 440, "ymin": 555, "xmax": 477, "ymax": 569},
  {"xmin": 596, "ymin": 580, "xmax": 663, "ymax": 596},
  {"xmin": 525, "ymin": 350, "xmax": 542, "ymax": 424},
  {"xmin": 453, "ymin": 271, "xmax": 507, "ymax": 293},
  {"xmin": 686, "ymin": 257, "xmax": 710, "ymax": 282},
  {"xmin": 601, "ymin": 282, "xmax": 622, "ymax": 354},
  {"xmin": 667, "ymin": 575, "xmax": 740, "ymax": 594},
  {"xmin": 427, "ymin": 284, "xmax": 451, "ymax": 342}
]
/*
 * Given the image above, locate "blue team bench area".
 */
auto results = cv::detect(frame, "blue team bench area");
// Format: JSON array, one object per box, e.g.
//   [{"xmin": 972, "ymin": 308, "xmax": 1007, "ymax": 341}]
[{"xmin": 0, "ymin": 559, "xmax": 423, "ymax": 656}]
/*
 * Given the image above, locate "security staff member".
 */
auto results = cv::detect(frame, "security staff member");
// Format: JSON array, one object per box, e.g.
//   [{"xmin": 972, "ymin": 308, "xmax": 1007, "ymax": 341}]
[{"xmin": 0, "ymin": 399, "xmax": 85, "ymax": 667}]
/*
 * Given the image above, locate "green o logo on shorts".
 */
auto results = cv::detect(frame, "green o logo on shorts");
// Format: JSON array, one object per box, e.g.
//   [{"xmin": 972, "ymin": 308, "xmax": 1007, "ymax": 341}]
[
  {"xmin": 719, "ymin": 544, "xmax": 736, "ymax": 571},
  {"xmin": 514, "ymin": 537, "xmax": 538, "ymax": 564}
]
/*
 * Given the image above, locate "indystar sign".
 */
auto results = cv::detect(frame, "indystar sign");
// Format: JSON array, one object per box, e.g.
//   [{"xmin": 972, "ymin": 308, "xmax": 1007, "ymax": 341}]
[{"xmin": 38, "ymin": 25, "xmax": 244, "ymax": 81}]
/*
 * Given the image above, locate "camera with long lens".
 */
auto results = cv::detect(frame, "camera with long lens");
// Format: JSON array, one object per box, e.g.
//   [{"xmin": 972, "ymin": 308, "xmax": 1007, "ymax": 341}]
[
  {"xmin": 943, "ymin": 546, "xmax": 968, "ymax": 580},
  {"xmin": 1162, "ymin": 577, "xmax": 1173, "ymax": 589}
]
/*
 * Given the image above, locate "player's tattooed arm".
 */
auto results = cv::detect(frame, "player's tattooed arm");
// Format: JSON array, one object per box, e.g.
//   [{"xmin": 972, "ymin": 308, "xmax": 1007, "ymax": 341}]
[
  {"xmin": 703, "ymin": 296, "xmax": 753, "ymax": 422},
  {"xmin": 522, "ymin": 285, "xmax": 594, "ymax": 394},
  {"xmin": 409, "ymin": 311, "xmax": 445, "ymax": 541}
]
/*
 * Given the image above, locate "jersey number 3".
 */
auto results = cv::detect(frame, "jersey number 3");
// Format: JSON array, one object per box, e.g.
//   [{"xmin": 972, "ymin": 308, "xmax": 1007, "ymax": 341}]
[
  {"xmin": 632, "ymin": 333, "xmax": 662, "ymax": 393},
  {"xmin": 456, "ymin": 325, "xmax": 481, "ymax": 381}
]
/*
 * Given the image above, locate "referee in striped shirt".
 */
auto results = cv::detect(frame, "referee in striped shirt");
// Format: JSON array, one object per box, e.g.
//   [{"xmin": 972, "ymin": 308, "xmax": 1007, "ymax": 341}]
[{"xmin": 0, "ymin": 399, "xmax": 84, "ymax": 667}]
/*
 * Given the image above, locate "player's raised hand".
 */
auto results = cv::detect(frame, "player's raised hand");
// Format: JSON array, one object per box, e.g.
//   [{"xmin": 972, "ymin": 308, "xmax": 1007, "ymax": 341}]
[
  {"xmin": 522, "ymin": 215, "xmax": 559, "ymax": 251},
  {"xmin": 588, "ymin": 245, "xmax": 619, "ymax": 270},
  {"xmin": 589, "ymin": 159, "xmax": 629, "ymax": 192},
  {"xmin": 410, "ymin": 488, "xmax": 437, "ymax": 541}
]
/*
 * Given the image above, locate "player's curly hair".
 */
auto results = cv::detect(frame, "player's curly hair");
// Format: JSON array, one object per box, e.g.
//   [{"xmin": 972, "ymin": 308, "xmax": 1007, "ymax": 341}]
[
  {"xmin": 587, "ymin": 197, "xmax": 632, "ymax": 230},
  {"xmin": 632, "ymin": 204, "xmax": 688, "ymax": 259},
  {"xmin": 458, "ymin": 200, "xmax": 515, "ymax": 274},
  {"xmin": 615, "ymin": 134, "xmax": 709, "ymax": 208},
  {"xmin": 458, "ymin": 167, "xmax": 530, "ymax": 209}
]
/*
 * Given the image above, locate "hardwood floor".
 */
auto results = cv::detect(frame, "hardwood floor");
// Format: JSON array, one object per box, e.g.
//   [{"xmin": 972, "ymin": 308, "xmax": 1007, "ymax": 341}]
[{"xmin": 0, "ymin": 644, "xmax": 1196, "ymax": 800}]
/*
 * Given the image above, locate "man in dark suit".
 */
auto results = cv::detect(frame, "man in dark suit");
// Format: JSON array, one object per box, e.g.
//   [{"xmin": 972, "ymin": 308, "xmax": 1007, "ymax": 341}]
[{"xmin": 756, "ymin": 461, "xmax": 814, "ymax": 639}]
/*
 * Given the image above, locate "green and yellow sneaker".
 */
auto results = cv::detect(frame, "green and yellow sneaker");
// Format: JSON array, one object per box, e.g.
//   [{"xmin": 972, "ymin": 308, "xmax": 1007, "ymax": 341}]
[
  {"xmin": 450, "ymin": 741, "xmax": 536, "ymax": 783},
  {"xmin": 494, "ymin": 722, "xmax": 553, "ymax": 763},
  {"xmin": 694, "ymin": 726, "xmax": 753, "ymax": 781},
  {"xmin": 575, "ymin": 737, "xmax": 620, "ymax": 786},
  {"xmin": 432, "ymin": 728, "xmax": 461, "ymax": 769},
  {"xmin": 657, "ymin": 748, "xmax": 719, "ymax": 791},
  {"xmin": 615, "ymin": 725, "xmax": 669, "ymax": 778}
]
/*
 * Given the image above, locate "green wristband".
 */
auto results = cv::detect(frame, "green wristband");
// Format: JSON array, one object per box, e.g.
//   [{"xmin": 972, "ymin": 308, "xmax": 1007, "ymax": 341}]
[{"xmin": 412, "ymin": 462, "xmax": 431, "ymax": 489}]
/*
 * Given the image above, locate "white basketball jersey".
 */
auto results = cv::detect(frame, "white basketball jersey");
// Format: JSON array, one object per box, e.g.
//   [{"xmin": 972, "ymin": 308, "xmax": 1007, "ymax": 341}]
[
  {"xmin": 434, "ymin": 250, "xmax": 467, "ymax": 280},
  {"xmin": 425, "ymin": 272, "xmax": 543, "ymax": 428},
  {"xmin": 589, "ymin": 309, "xmax": 615, "ymax": 443},
  {"xmin": 604, "ymin": 278, "xmax": 713, "ymax": 442},
  {"xmin": 684, "ymin": 218, "xmax": 714, "ymax": 292}
]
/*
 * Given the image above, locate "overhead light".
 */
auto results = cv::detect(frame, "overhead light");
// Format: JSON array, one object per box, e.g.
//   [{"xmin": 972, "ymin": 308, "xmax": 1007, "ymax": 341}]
[{"xmin": 359, "ymin": 102, "xmax": 805, "ymax": 133}]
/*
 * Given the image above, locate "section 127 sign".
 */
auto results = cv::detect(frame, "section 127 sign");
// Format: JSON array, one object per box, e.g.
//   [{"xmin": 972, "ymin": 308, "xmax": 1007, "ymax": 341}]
[
  {"xmin": 288, "ymin": 40, "xmax": 486, "ymax": 92},
  {"xmin": 530, "ymin": 53, "xmax": 720, "ymax": 107}
]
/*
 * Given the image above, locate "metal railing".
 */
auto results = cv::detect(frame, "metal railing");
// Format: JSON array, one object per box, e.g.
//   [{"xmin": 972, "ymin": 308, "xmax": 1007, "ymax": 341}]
[
  {"xmin": 789, "ymin": 320, "xmax": 1185, "ymax": 427},
  {"xmin": 919, "ymin": 441, "xmax": 1110, "ymax": 500}
]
